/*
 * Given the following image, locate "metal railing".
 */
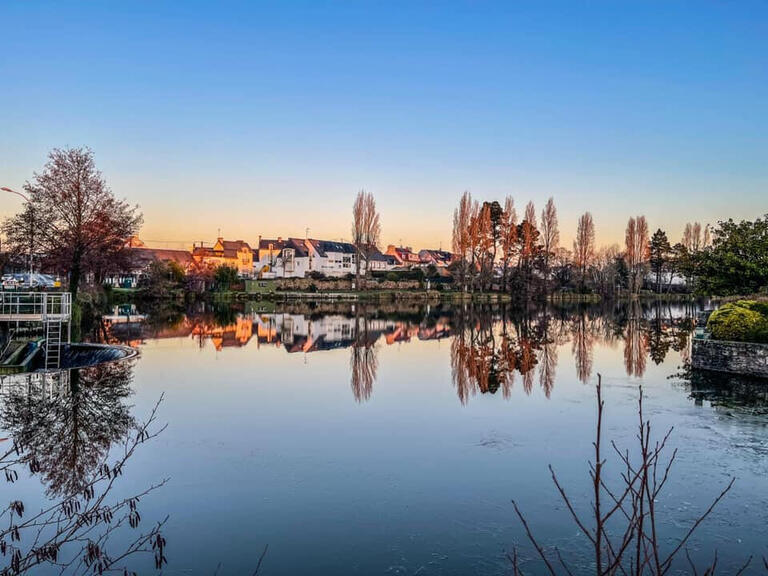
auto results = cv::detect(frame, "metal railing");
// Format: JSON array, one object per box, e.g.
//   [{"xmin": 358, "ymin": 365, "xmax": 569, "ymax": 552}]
[{"xmin": 0, "ymin": 291, "xmax": 72, "ymax": 321}]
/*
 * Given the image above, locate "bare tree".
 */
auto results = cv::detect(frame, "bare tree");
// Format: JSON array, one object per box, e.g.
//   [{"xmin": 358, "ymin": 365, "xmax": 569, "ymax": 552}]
[
  {"xmin": 467, "ymin": 198, "xmax": 482, "ymax": 293},
  {"xmin": 625, "ymin": 216, "xmax": 650, "ymax": 294},
  {"xmin": 3, "ymin": 148, "xmax": 142, "ymax": 299},
  {"xmin": 351, "ymin": 190, "xmax": 381, "ymax": 287},
  {"xmin": 590, "ymin": 244, "xmax": 621, "ymax": 296},
  {"xmin": 682, "ymin": 221, "xmax": 702, "ymax": 253},
  {"xmin": 691, "ymin": 222, "xmax": 702, "ymax": 252},
  {"xmin": 472, "ymin": 203, "xmax": 495, "ymax": 292},
  {"xmin": 540, "ymin": 197, "xmax": 559, "ymax": 280},
  {"xmin": 499, "ymin": 196, "xmax": 518, "ymax": 292},
  {"xmin": 573, "ymin": 212, "xmax": 595, "ymax": 291},
  {"xmin": 452, "ymin": 191, "xmax": 474, "ymax": 293},
  {"xmin": 524, "ymin": 201, "xmax": 537, "ymax": 230},
  {"xmin": 511, "ymin": 376, "xmax": 743, "ymax": 576}
]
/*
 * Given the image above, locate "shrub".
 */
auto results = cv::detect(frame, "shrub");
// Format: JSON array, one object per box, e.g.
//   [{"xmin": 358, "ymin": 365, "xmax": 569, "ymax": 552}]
[
  {"xmin": 407, "ymin": 268, "xmax": 425, "ymax": 281},
  {"xmin": 739, "ymin": 299, "xmax": 768, "ymax": 316},
  {"xmin": 707, "ymin": 300, "xmax": 768, "ymax": 343}
]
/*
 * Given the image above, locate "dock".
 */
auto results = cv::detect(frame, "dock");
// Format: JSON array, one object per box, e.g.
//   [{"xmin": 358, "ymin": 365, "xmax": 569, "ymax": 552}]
[
  {"xmin": 1, "ymin": 292, "xmax": 72, "ymax": 370},
  {"xmin": 0, "ymin": 291, "xmax": 72, "ymax": 322}
]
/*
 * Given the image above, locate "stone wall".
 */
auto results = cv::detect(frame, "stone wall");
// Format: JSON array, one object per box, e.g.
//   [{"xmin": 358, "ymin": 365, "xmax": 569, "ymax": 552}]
[
  {"xmin": 275, "ymin": 278, "xmax": 421, "ymax": 291},
  {"xmin": 691, "ymin": 338, "xmax": 768, "ymax": 379}
]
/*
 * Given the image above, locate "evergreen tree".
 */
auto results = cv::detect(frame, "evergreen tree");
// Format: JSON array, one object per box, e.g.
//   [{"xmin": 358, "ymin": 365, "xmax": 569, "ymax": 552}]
[{"xmin": 649, "ymin": 229, "xmax": 671, "ymax": 293}]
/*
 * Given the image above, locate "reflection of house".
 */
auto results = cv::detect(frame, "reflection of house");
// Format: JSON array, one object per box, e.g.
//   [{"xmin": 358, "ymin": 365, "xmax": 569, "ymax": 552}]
[
  {"xmin": 418, "ymin": 249, "xmax": 454, "ymax": 268},
  {"xmin": 255, "ymin": 237, "xmax": 311, "ymax": 278},
  {"xmin": 384, "ymin": 325, "xmax": 415, "ymax": 345},
  {"xmin": 192, "ymin": 237, "xmax": 253, "ymax": 277},
  {"xmin": 191, "ymin": 317, "xmax": 254, "ymax": 350},
  {"xmin": 385, "ymin": 245, "xmax": 421, "ymax": 268},
  {"xmin": 253, "ymin": 313, "xmax": 396, "ymax": 352},
  {"xmin": 418, "ymin": 320, "xmax": 452, "ymax": 340}
]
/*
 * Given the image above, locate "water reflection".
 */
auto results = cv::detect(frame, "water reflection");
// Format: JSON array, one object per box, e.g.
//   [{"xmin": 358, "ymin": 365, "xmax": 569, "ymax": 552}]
[
  {"xmin": 351, "ymin": 315, "xmax": 379, "ymax": 403},
  {"xmin": 72, "ymin": 298, "xmax": 768, "ymax": 574},
  {"xmin": 0, "ymin": 361, "xmax": 168, "ymax": 573},
  {"xmin": 571, "ymin": 310, "xmax": 595, "ymax": 383},
  {"xmin": 100, "ymin": 300, "xmax": 709, "ymax": 405},
  {"xmin": 450, "ymin": 308, "xmax": 549, "ymax": 402},
  {"xmin": 0, "ymin": 362, "xmax": 135, "ymax": 497},
  {"xmin": 678, "ymin": 366, "xmax": 768, "ymax": 416}
]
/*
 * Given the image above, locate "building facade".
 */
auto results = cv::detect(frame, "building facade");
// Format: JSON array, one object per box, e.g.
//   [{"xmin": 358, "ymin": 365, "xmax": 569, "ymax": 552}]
[{"xmin": 192, "ymin": 237, "xmax": 253, "ymax": 277}]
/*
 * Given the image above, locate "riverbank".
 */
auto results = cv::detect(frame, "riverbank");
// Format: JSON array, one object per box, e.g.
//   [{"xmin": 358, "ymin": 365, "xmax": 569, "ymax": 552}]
[{"xmin": 109, "ymin": 285, "xmax": 700, "ymax": 306}]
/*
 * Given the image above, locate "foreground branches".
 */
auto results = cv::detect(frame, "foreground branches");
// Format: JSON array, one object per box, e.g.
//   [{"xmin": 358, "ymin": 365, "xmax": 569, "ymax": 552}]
[
  {"xmin": 511, "ymin": 375, "xmax": 757, "ymax": 575},
  {"xmin": 0, "ymin": 395, "xmax": 168, "ymax": 575}
]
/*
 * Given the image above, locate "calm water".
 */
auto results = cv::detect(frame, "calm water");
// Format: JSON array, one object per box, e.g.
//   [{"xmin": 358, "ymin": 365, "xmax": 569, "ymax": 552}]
[{"xmin": 2, "ymin": 301, "xmax": 768, "ymax": 574}]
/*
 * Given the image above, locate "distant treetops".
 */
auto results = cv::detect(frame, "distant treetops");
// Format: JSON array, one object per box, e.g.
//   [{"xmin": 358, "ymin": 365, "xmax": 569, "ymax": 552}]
[{"xmin": 449, "ymin": 191, "xmax": 767, "ymax": 297}]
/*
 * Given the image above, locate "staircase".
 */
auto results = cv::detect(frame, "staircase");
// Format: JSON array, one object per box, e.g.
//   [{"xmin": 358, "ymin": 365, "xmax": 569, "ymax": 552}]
[
  {"xmin": 45, "ymin": 320, "xmax": 63, "ymax": 370},
  {"xmin": 0, "ymin": 329, "xmax": 16, "ymax": 362}
]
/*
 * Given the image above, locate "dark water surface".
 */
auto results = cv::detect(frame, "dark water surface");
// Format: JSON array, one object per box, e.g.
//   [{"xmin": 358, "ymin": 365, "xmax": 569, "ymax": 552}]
[{"xmin": 2, "ymin": 301, "xmax": 767, "ymax": 574}]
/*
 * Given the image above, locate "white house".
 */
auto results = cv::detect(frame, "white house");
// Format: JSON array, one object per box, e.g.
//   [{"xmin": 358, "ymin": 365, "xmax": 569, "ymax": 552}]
[
  {"xmin": 366, "ymin": 246, "xmax": 398, "ymax": 272},
  {"xmin": 255, "ymin": 237, "xmax": 311, "ymax": 278},
  {"xmin": 254, "ymin": 237, "xmax": 398, "ymax": 278},
  {"xmin": 305, "ymin": 239, "xmax": 360, "ymax": 277}
]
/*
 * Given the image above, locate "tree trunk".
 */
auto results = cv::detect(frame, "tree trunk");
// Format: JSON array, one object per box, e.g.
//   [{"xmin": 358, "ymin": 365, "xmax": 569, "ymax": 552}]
[
  {"xmin": 355, "ymin": 245, "xmax": 361, "ymax": 289},
  {"xmin": 70, "ymin": 248, "xmax": 83, "ymax": 301}
]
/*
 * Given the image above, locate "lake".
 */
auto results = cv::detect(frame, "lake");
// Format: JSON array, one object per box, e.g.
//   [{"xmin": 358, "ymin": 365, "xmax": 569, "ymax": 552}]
[{"xmin": 2, "ymin": 300, "xmax": 767, "ymax": 574}]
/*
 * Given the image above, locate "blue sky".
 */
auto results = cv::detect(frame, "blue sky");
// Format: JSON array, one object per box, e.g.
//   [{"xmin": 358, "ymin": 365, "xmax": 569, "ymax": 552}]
[{"xmin": 1, "ymin": 1, "xmax": 766, "ymax": 249}]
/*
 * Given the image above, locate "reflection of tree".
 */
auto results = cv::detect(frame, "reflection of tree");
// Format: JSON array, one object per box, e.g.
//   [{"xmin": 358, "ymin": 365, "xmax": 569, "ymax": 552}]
[
  {"xmin": 619, "ymin": 301, "xmax": 697, "ymax": 376},
  {"xmin": 0, "ymin": 369, "xmax": 168, "ymax": 574},
  {"xmin": 212, "ymin": 302, "xmax": 239, "ymax": 328},
  {"xmin": 1, "ymin": 362, "xmax": 135, "ymax": 498},
  {"xmin": 623, "ymin": 317, "xmax": 648, "ymax": 377},
  {"xmin": 538, "ymin": 340, "xmax": 557, "ymax": 398},
  {"xmin": 571, "ymin": 311, "xmax": 594, "ymax": 384},
  {"xmin": 350, "ymin": 315, "xmax": 378, "ymax": 402},
  {"xmin": 450, "ymin": 307, "xmax": 548, "ymax": 404},
  {"xmin": 648, "ymin": 313, "xmax": 671, "ymax": 365}
]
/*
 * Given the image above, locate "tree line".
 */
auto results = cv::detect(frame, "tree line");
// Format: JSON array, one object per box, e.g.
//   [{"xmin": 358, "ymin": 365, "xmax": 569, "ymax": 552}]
[
  {"xmin": 2, "ymin": 147, "xmax": 765, "ymax": 302},
  {"xmin": 449, "ymin": 191, "xmax": 768, "ymax": 297}
]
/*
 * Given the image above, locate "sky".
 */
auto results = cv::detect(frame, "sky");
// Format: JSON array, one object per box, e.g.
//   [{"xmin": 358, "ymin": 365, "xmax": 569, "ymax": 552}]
[{"xmin": 1, "ymin": 0, "xmax": 766, "ymax": 251}]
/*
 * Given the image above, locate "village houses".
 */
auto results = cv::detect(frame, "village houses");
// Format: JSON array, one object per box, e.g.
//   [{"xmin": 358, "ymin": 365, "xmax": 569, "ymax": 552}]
[
  {"xmin": 106, "ymin": 237, "xmax": 196, "ymax": 288},
  {"xmin": 192, "ymin": 237, "xmax": 253, "ymax": 277},
  {"xmin": 111, "ymin": 234, "xmax": 453, "ymax": 285},
  {"xmin": 418, "ymin": 249, "xmax": 454, "ymax": 268},
  {"xmin": 255, "ymin": 237, "xmax": 311, "ymax": 279},
  {"xmin": 385, "ymin": 245, "xmax": 421, "ymax": 267},
  {"xmin": 255, "ymin": 237, "xmax": 399, "ymax": 278}
]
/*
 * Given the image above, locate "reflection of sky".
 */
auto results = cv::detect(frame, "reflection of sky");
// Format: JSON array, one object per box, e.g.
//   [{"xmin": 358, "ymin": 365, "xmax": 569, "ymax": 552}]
[{"xmin": 109, "ymin": 310, "xmax": 768, "ymax": 575}]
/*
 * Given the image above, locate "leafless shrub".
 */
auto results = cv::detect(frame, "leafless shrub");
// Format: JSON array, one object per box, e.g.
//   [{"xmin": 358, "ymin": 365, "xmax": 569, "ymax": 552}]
[
  {"xmin": 0, "ymin": 396, "xmax": 168, "ymax": 575},
  {"xmin": 510, "ymin": 374, "xmax": 762, "ymax": 575}
]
